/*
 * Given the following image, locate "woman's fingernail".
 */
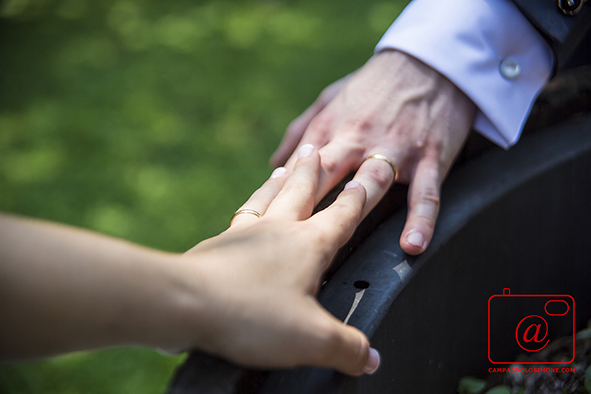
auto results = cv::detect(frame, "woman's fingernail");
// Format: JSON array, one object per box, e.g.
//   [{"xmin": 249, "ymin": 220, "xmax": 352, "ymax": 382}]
[
  {"xmin": 344, "ymin": 180, "xmax": 361, "ymax": 190},
  {"xmin": 363, "ymin": 348, "xmax": 380, "ymax": 375},
  {"xmin": 297, "ymin": 144, "xmax": 314, "ymax": 159},
  {"xmin": 406, "ymin": 231, "xmax": 425, "ymax": 249},
  {"xmin": 270, "ymin": 167, "xmax": 286, "ymax": 179}
]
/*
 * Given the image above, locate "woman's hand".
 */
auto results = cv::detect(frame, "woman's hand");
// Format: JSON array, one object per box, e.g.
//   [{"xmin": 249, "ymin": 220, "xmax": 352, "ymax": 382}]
[
  {"xmin": 0, "ymin": 145, "xmax": 379, "ymax": 375},
  {"xmin": 174, "ymin": 144, "xmax": 379, "ymax": 376}
]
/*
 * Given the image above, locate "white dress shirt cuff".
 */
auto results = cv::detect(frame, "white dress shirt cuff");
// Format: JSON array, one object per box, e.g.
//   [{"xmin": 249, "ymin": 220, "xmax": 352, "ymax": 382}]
[{"xmin": 375, "ymin": 0, "xmax": 554, "ymax": 148}]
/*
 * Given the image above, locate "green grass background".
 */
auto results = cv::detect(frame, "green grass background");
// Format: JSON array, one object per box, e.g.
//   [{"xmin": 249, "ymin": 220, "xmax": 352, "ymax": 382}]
[{"xmin": 0, "ymin": 0, "xmax": 407, "ymax": 392}]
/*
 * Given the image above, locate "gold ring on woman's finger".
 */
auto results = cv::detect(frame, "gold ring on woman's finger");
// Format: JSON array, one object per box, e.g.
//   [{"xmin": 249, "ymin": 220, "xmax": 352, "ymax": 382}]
[{"xmin": 230, "ymin": 209, "xmax": 262, "ymax": 225}]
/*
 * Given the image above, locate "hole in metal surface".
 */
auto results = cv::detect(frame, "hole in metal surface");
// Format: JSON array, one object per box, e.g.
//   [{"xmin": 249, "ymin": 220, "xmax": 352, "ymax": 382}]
[{"xmin": 353, "ymin": 280, "xmax": 370, "ymax": 289}]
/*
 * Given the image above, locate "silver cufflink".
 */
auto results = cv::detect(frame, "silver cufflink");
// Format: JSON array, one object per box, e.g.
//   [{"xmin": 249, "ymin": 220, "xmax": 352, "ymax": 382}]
[{"xmin": 500, "ymin": 59, "xmax": 521, "ymax": 80}]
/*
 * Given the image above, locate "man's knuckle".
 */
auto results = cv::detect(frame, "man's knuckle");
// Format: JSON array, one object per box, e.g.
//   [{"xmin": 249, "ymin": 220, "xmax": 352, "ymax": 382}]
[
  {"xmin": 321, "ymin": 155, "xmax": 339, "ymax": 175},
  {"xmin": 348, "ymin": 117, "xmax": 374, "ymax": 133},
  {"xmin": 413, "ymin": 185, "xmax": 440, "ymax": 225},
  {"xmin": 308, "ymin": 114, "xmax": 332, "ymax": 135},
  {"xmin": 419, "ymin": 186, "xmax": 440, "ymax": 208}
]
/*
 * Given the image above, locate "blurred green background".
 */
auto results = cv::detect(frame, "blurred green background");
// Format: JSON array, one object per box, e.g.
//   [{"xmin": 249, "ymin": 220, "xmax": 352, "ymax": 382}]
[{"xmin": 0, "ymin": 0, "xmax": 406, "ymax": 392}]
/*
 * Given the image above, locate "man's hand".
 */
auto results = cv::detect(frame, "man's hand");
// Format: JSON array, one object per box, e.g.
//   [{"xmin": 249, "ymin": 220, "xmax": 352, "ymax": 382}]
[{"xmin": 271, "ymin": 50, "xmax": 476, "ymax": 255}]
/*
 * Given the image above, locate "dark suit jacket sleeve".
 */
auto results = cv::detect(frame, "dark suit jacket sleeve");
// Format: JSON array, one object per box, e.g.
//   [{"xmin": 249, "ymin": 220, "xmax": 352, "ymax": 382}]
[{"xmin": 511, "ymin": 0, "xmax": 591, "ymax": 71}]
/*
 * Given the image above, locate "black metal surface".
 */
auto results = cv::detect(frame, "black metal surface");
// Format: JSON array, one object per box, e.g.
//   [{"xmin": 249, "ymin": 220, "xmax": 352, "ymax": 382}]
[
  {"xmin": 167, "ymin": 115, "xmax": 591, "ymax": 393},
  {"xmin": 259, "ymin": 115, "xmax": 591, "ymax": 393}
]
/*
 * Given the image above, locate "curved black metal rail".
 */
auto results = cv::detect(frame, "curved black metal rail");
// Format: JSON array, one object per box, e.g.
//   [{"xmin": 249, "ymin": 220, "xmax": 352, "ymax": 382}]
[{"xmin": 168, "ymin": 115, "xmax": 591, "ymax": 393}]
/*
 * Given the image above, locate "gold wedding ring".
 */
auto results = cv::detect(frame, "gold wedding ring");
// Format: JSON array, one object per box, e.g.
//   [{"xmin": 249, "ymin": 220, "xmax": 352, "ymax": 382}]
[
  {"xmin": 364, "ymin": 154, "xmax": 398, "ymax": 181},
  {"xmin": 230, "ymin": 208, "xmax": 262, "ymax": 225}
]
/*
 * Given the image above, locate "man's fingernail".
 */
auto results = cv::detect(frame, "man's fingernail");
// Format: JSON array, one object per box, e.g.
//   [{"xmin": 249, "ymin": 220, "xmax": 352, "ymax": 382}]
[
  {"xmin": 270, "ymin": 167, "xmax": 286, "ymax": 179},
  {"xmin": 406, "ymin": 231, "xmax": 425, "ymax": 249},
  {"xmin": 297, "ymin": 144, "xmax": 314, "ymax": 159},
  {"xmin": 344, "ymin": 180, "xmax": 361, "ymax": 190},
  {"xmin": 363, "ymin": 348, "xmax": 380, "ymax": 375}
]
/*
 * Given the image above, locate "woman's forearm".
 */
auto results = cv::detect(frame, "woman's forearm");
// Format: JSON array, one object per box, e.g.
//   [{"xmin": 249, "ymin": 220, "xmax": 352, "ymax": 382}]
[
  {"xmin": 0, "ymin": 146, "xmax": 381, "ymax": 375},
  {"xmin": 0, "ymin": 214, "xmax": 191, "ymax": 362}
]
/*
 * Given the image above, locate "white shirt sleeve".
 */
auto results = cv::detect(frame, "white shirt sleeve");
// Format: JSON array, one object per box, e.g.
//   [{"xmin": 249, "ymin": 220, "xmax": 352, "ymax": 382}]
[{"xmin": 375, "ymin": 0, "xmax": 554, "ymax": 148}]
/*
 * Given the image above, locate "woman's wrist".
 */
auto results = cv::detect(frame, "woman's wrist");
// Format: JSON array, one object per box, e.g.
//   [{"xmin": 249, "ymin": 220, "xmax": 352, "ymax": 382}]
[
  {"xmin": 114, "ymin": 250, "xmax": 203, "ymax": 353},
  {"xmin": 136, "ymin": 250, "xmax": 227, "ymax": 356}
]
